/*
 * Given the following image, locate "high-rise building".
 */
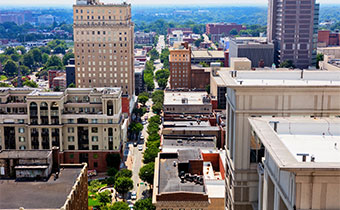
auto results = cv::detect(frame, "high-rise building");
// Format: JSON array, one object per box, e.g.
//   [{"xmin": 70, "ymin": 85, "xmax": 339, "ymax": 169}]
[
  {"xmin": 169, "ymin": 42, "xmax": 191, "ymax": 89},
  {"xmin": 73, "ymin": 0, "xmax": 134, "ymax": 114},
  {"xmin": 268, "ymin": 0, "xmax": 319, "ymax": 69}
]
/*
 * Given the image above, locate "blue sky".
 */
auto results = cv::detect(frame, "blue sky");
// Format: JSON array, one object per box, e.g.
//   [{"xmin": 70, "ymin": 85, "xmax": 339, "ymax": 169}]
[{"xmin": 0, "ymin": 0, "xmax": 338, "ymax": 6}]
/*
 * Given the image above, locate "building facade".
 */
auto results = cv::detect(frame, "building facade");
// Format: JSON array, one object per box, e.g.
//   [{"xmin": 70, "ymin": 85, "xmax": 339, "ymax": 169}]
[
  {"xmin": 249, "ymin": 117, "xmax": 340, "ymax": 210},
  {"xmin": 169, "ymin": 43, "xmax": 191, "ymax": 89},
  {"xmin": 0, "ymin": 87, "xmax": 126, "ymax": 172},
  {"xmin": 206, "ymin": 23, "xmax": 246, "ymax": 43},
  {"xmin": 229, "ymin": 38, "xmax": 274, "ymax": 68},
  {"xmin": 66, "ymin": 58, "xmax": 76, "ymax": 87},
  {"xmin": 268, "ymin": 0, "xmax": 319, "ymax": 68},
  {"xmin": 134, "ymin": 31, "xmax": 156, "ymax": 45},
  {"xmin": 73, "ymin": 0, "xmax": 134, "ymax": 114},
  {"xmin": 219, "ymin": 70, "xmax": 340, "ymax": 210},
  {"xmin": 318, "ymin": 30, "xmax": 340, "ymax": 47}
]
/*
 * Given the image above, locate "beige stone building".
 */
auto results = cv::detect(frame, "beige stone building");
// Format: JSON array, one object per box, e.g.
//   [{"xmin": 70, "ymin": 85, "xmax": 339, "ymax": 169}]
[
  {"xmin": 218, "ymin": 70, "xmax": 340, "ymax": 210},
  {"xmin": 169, "ymin": 42, "xmax": 191, "ymax": 89},
  {"xmin": 249, "ymin": 117, "xmax": 340, "ymax": 210},
  {"xmin": 0, "ymin": 87, "xmax": 126, "ymax": 172},
  {"xmin": 73, "ymin": 0, "xmax": 134, "ymax": 114}
]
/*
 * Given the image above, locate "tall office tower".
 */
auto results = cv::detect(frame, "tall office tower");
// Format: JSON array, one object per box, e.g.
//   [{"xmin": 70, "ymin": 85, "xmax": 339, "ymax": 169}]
[
  {"xmin": 73, "ymin": 0, "xmax": 134, "ymax": 114},
  {"xmin": 169, "ymin": 42, "xmax": 191, "ymax": 89},
  {"xmin": 268, "ymin": 0, "xmax": 319, "ymax": 69}
]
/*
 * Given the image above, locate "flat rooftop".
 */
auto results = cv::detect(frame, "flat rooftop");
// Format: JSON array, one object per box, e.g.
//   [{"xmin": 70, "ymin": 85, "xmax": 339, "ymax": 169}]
[
  {"xmin": 0, "ymin": 167, "xmax": 82, "ymax": 209},
  {"xmin": 163, "ymin": 120, "xmax": 211, "ymax": 127},
  {"xmin": 162, "ymin": 135, "xmax": 216, "ymax": 151},
  {"xmin": 191, "ymin": 50, "xmax": 225, "ymax": 58},
  {"xmin": 164, "ymin": 91, "xmax": 210, "ymax": 105},
  {"xmin": 0, "ymin": 150, "xmax": 51, "ymax": 159},
  {"xmin": 219, "ymin": 70, "xmax": 340, "ymax": 86},
  {"xmin": 249, "ymin": 117, "xmax": 340, "ymax": 170},
  {"xmin": 158, "ymin": 149, "xmax": 205, "ymax": 194}
]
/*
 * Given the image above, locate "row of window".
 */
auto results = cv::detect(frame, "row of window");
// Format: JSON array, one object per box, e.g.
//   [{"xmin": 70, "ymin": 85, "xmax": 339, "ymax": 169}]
[
  {"xmin": 77, "ymin": 66, "xmax": 129, "ymax": 73},
  {"xmin": 78, "ymin": 79, "xmax": 129, "ymax": 86},
  {"xmin": 75, "ymin": 15, "xmax": 126, "ymax": 21},
  {"xmin": 75, "ymin": 8, "xmax": 124, "ymax": 14}
]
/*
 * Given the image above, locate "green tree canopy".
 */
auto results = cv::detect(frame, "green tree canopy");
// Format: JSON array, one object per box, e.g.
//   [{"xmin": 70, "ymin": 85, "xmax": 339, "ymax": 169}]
[
  {"xmin": 279, "ymin": 60, "xmax": 295, "ymax": 68},
  {"xmin": 62, "ymin": 51, "xmax": 74, "ymax": 65},
  {"xmin": 148, "ymin": 115, "xmax": 161, "ymax": 125},
  {"xmin": 23, "ymin": 52, "xmax": 34, "ymax": 67},
  {"xmin": 138, "ymin": 93, "xmax": 149, "ymax": 106},
  {"xmin": 152, "ymin": 102, "xmax": 163, "ymax": 115},
  {"xmin": 229, "ymin": 28, "xmax": 239, "ymax": 36},
  {"xmin": 106, "ymin": 153, "xmax": 121, "ymax": 169},
  {"xmin": 45, "ymin": 55, "xmax": 63, "ymax": 69},
  {"xmin": 139, "ymin": 162, "xmax": 155, "ymax": 185},
  {"xmin": 114, "ymin": 177, "xmax": 133, "ymax": 198},
  {"xmin": 15, "ymin": 46, "xmax": 26, "ymax": 54},
  {"xmin": 31, "ymin": 48, "xmax": 42, "ymax": 63},
  {"xmin": 143, "ymin": 145, "xmax": 160, "ymax": 164},
  {"xmin": 148, "ymin": 48, "xmax": 159, "ymax": 61},
  {"xmin": 88, "ymin": 179, "xmax": 102, "ymax": 194},
  {"xmin": 4, "ymin": 60, "xmax": 17, "ymax": 76},
  {"xmin": 97, "ymin": 190, "xmax": 112, "ymax": 206},
  {"xmin": 115, "ymin": 169, "xmax": 132, "ymax": 180},
  {"xmin": 134, "ymin": 198, "xmax": 156, "ymax": 210},
  {"xmin": 104, "ymin": 201, "xmax": 129, "ymax": 210}
]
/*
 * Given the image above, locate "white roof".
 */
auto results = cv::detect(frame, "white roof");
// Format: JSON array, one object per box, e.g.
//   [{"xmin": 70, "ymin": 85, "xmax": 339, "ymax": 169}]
[
  {"xmin": 220, "ymin": 70, "xmax": 340, "ymax": 86},
  {"xmin": 164, "ymin": 91, "xmax": 209, "ymax": 105}
]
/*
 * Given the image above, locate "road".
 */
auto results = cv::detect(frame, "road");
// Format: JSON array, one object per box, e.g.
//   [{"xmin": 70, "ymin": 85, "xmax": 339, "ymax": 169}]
[
  {"xmin": 128, "ymin": 99, "xmax": 155, "ymax": 202},
  {"xmin": 156, "ymin": 35, "xmax": 165, "ymax": 54},
  {"xmin": 202, "ymin": 34, "xmax": 217, "ymax": 50}
]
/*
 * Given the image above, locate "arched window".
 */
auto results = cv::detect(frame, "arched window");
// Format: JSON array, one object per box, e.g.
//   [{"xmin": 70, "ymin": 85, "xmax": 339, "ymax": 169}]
[
  {"xmin": 107, "ymin": 100, "xmax": 114, "ymax": 116},
  {"xmin": 29, "ymin": 102, "xmax": 38, "ymax": 117}
]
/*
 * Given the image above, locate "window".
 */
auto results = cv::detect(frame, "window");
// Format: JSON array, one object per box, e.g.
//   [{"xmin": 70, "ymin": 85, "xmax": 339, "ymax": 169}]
[
  {"xmin": 92, "ymin": 127, "xmax": 98, "ymax": 133},
  {"xmin": 18, "ymin": 119, "xmax": 25, "ymax": 124},
  {"xmin": 68, "ymin": 127, "xmax": 75, "ymax": 133},
  {"xmin": 92, "ymin": 119, "xmax": 98, "ymax": 124},
  {"xmin": 70, "ymin": 154, "xmax": 74, "ymax": 159},
  {"xmin": 19, "ymin": 145, "xmax": 26, "ymax": 150},
  {"xmin": 18, "ymin": 128, "xmax": 25, "ymax": 133},
  {"xmin": 108, "ymin": 119, "xmax": 113, "ymax": 124},
  {"xmin": 68, "ymin": 119, "xmax": 74, "ymax": 124},
  {"xmin": 93, "ymin": 154, "xmax": 98, "ymax": 159},
  {"xmin": 68, "ymin": 136, "xmax": 75, "ymax": 142},
  {"xmin": 68, "ymin": 145, "xmax": 75, "ymax": 150},
  {"xmin": 92, "ymin": 136, "xmax": 99, "ymax": 142},
  {"xmin": 19, "ymin": 137, "xmax": 25, "ymax": 142},
  {"xmin": 94, "ymin": 162, "xmax": 98, "ymax": 168}
]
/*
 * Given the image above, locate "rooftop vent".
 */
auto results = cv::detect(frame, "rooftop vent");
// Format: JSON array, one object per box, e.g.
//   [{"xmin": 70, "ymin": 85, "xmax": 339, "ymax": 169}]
[{"xmin": 297, "ymin": 153, "xmax": 309, "ymax": 162}]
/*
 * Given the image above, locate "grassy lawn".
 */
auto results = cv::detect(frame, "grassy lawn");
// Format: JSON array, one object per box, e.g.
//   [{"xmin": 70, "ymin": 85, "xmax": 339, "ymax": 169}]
[
  {"xmin": 88, "ymin": 180, "xmax": 108, "ymax": 208},
  {"xmin": 0, "ymin": 75, "xmax": 7, "ymax": 81}
]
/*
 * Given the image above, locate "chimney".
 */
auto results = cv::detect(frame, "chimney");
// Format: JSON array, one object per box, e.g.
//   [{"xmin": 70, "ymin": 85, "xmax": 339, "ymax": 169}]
[{"xmin": 52, "ymin": 147, "xmax": 60, "ymax": 173}]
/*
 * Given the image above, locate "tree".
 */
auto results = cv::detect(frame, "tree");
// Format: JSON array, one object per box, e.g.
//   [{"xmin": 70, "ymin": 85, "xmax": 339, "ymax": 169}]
[
  {"xmin": 147, "ymin": 123, "xmax": 160, "ymax": 135},
  {"xmin": 97, "ymin": 190, "xmax": 112, "ymax": 206},
  {"xmin": 139, "ymin": 162, "xmax": 155, "ymax": 186},
  {"xmin": 148, "ymin": 48, "xmax": 159, "ymax": 61},
  {"xmin": 104, "ymin": 202, "xmax": 129, "ymax": 210},
  {"xmin": 152, "ymin": 90, "xmax": 164, "ymax": 104},
  {"xmin": 115, "ymin": 169, "xmax": 132, "ymax": 180},
  {"xmin": 88, "ymin": 179, "xmax": 102, "ymax": 194},
  {"xmin": 106, "ymin": 153, "xmax": 121, "ymax": 169},
  {"xmin": 31, "ymin": 48, "xmax": 42, "ymax": 63},
  {"xmin": 149, "ymin": 115, "xmax": 161, "ymax": 125},
  {"xmin": 68, "ymin": 83, "xmax": 76, "ymax": 88},
  {"xmin": 152, "ymin": 102, "xmax": 163, "ymax": 115},
  {"xmin": 279, "ymin": 60, "xmax": 295, "ymax": 68},
  {"xmin": 134, "ymin": 198, "xmax": 156, "ymax": 210},
  {"xmin": 229, "ymin": 29, "xmax": 239, "ymax": 36},
  {"xmin": 147, "ymin": 133, "xmax": 160, "ymax": 142},
  {"xmin": 138, "ymin": 94, "xmax": 149, "ymax": 106},
  {"xmin": 23, "ymin": 80, "xmax": 38, "ymax": 88},
  {"xmin": 45, "ymin": 55, "xmax": 63, "ymax": 69},
  {"xmin": 199, "ymin": 62, "xmax": 209, "ymax": 67},
  {"xmin": 316, "ymin": 53, "xmax": 324, "ymax": 69},
  {"xmin": 143, "ymin": 145, "xmax": 160, "ymax": 164},
  {"xmin": 62, "ymin": 51, "xmax": 74, "ymax": 65},
  {"xmin": 129, "ymin": 122, "xmax": 143, "ymax": 140},
  {"xmin": 4, "ymin": 47, "xmax": 16, "ymax": 55},
  {"xmin": 42, "ymin": 53, "xmax": 49, "ymax": 64},
  {"xmin": 0, "ymin": 83, "xmax": 11, "ymax": 87},
  {"xmin": 23, "ymin": 53, "xmax": 34, "ymax": 68},
  {"xmin": 160, "ymin": 48, "xmax": 170, "ymax": 69},
  {"xmin": 205, "ymin": 84, "xmax": 210, "ymax": 94},
  {"xmin": 15, "ymin": 46, "xmax": 26, "ymax": 54},
  {"xmin": 155, "ymin": 69, "xmax": 170, "ymax": 81},
  {"xmin": 114, "ymin": 177, "xmax": 133, "ymax": 200},
  {"xmin": 4, "ymin": 60, "xmax": 17, "ymax": 76},
  {"xmin": 10, "ymin": 54, "xmax": 20, "ymax": 62},
  {"xmin": 194, "ymin": 38, "xmax": 204, "ymax": 48}
]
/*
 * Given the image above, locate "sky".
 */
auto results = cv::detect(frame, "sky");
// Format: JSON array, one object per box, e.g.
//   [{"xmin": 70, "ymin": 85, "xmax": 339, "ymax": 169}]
[{"xmin": 0, "ymin": 0, "xmax": 339, "ymax": 7}]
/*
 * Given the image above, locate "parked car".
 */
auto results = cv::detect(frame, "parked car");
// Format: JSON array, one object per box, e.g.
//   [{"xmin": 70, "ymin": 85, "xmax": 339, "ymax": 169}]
[
  {"xmin": 131, "ymin": 191, "xmax": 137, "ymax": 200},
  {"xmin": 133, "ymin": 142, "xmax": 138, "ymax": 147},
  {"xmin": 138, "ymin": 145, "xmax": 143, "ymax": 151}
]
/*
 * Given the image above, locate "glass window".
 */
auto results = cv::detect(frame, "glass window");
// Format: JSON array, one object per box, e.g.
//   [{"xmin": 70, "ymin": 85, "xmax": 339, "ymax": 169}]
[
  {"xmin": 18, "ymin": 128, "xmax": 25, "ymax": 133},
  {"xmin": 19, "ymin": 145, "xmax": 26, "ymax": 150},
  {"xmin": 68, "ymin": 119, "xmax": 74, "ymax": 124},
  {"xmin": 68, "ymin": 127, "xmax": 75, "ymax": 133},
  {"xmin": 92, "ymin": 136, "xmax": 99, "ymax": 142},
  {"xmin": 92, "ymin": 119, "xmax": 98, "ymax": 124},
  {"xmin": 19, "ymin": 137, "xmax": 25, "ymax": 142},
  {"xmin": 18, "ymin": 119, "xmax": 25, "ymax": 124},
  {"xmin": 68, "ymin": 136, "xmax": 75, "ymax": 142},
  {"xmin": 92, "ymin": 127, "xmax": 98, "ymax": 133}
]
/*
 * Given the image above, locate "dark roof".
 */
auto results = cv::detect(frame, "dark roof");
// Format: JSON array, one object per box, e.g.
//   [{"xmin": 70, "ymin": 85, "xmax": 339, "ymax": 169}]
[
  {"xmin": 158, "ymin": 150, "xmax": 205, "ymax": 194},
  {"xmin": 0, "ymin": 167, "xmax": 82, "ymax": 209},
  {"xmin": 0, "ymin": 150, "xmax": 51, "ymax": 159},
  {"xmin": 162, "ymin": 135, "xmax": 216, "ymax": 149},
  {"xmin": 178, "ymin": 149, "xmax": 202, "ymax": 162}
]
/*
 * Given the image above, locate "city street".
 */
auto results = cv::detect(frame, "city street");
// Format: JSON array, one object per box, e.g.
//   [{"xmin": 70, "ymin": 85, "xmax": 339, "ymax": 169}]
[
  {"xmin": 156, "ymin": 35, "xmax": 165, "ymax": 54},
  {"xmin": 126, "ymin": 99, "xmax": 155, "ymax": 202}
]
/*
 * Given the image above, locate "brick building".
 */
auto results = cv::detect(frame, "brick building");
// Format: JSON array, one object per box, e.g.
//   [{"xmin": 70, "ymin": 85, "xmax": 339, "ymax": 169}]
[
  {"xmin": 318, "ymin": 30, "xmax": 340, "ymax": 47},
  {"xmin": 169, "ymin": 42, "xmax": 191, "ymax": 89},
  {"xmin": 206, "ymin": 23, "xmax": 246, "ymax": 43}
]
